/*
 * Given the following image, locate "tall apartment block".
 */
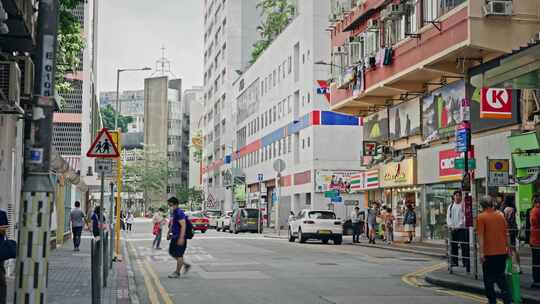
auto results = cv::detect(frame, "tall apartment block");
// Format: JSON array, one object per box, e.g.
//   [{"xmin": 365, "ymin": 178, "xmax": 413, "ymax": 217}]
[
  {"xmin": 202, "ymin": 0, "xmax": 261, "ymax": 211},
  {"xmin": 144, "ymin": 77, "xmax": 189, "ymax": 204},
  {"xmin": 184, "ymin": 86, "xmax": 204, "ymax": 190}
]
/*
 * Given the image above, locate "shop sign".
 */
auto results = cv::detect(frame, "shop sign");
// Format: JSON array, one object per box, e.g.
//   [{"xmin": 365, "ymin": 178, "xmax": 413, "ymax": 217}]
[
  {"xmin": 315, "ymin": 170, "xmax": 360, "ymax": 193},
  {"xmin": 350, "ymin": 170, "xmax": 379, "ymax": 192},
  {"xmin": 480, "ymin": 88, "xmax": 512, "ymax": 119},
  {"xmin": 422, "ymin": 80, "xmax": 465, "ymax": 142},
  {"xmin": 439, "ymin": 149, "xmax": 475, "ymax": 181},
  {"xmin": 364, "ymin": 109, "xmax": 389, "ymax": 142},
  {"xmin": 487, "ymin": 159, "xmax": 510, "ymax": 187},
  {"xmin": 380, "ymin": 159, "xmax": 415, "ymax": 188}
]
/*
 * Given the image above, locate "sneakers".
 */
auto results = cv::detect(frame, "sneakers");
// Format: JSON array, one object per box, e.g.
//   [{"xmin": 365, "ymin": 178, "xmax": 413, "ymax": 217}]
[
  {"xmin": 183, "ymin": 264, "xmax": 192, "ymax": 274},
  {"xmin": 168, "ymin": 271, "xmax": 180, "ymax": 279}
]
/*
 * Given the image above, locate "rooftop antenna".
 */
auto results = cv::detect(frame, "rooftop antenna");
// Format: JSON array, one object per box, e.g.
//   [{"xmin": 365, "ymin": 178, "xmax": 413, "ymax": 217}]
[{"xmin": 151, "ymin": 45, "xmax": 178, "ymax": 78}]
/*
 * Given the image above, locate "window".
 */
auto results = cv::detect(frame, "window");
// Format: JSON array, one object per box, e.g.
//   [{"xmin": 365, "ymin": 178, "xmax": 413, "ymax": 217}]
[
  {"xmin": 287, "ymin": 96, "xmax": 292, "ymax": 113},
  {"xmin": 283, "ymin": 60, "xmax": 286, "ymax": 78},
  {"xmin": 423, "ymin": 0, "xmax": 465, "ymax": 23},
  {"xmin": 302, "ymin": 139, "xmax": 305, "ymax": 149},
  {"xmin": 307, "ymin": 93, "xmax": 310, "ymax": 104},
  {"xmin": 269, "ymin": 108, "xmax": 272, "ymax": 124},
  {"xmin": 273, "ymin": 106, "xmax": 277, "ymax": 121},
  {"xmin": 273, "ymin": 70, "xmax": 277, "ymax": 87},
  {"xmin": 288, "ymin": 135, "xmax": 292, "ymax": 153},
  {"xmin": 288, "ymin": 56, "xmax": 292, "ymax": 74},
  {"xmin": 278, "ymin": 65, "xmax": 281, "ymax": 82},
  {"xmin": 307, "ymin": 136, "xmax": 310, "ymax": 147}
]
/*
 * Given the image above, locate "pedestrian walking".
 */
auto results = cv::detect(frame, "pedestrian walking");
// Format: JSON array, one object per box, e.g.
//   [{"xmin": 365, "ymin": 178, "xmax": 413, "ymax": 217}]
[
  {"xmin": 126, "ymin": 212, "xmax": 134, "ymax": 232},
  {"xmin": 70, "ymin": 201, "xmax": 86, "ymax": 251},
  {"xmin": 367, "ymin": 202, "xmax": 378, "ymax": 244},
  {"xmin": 495, "ymin": 193, "xmax": 505, "ymax": 211},
  {"xmin": 152, "ymin": 208, "xmax": 167, "ymax": 250},
  {"xmin": 503, "ymin": 196, "xmax": 521, "ymax": 273},
  {"xmin": 384, "ymin": 207, "xmax": 394, "ymax": 244},
  {"xmin": 403, "ymin": 203, "xmax": 416, "ymax": 243},
  {"xmin": 446, "ymin": 190, "xmax": 470, "ymax": 272},
  {"xmin": 167, "ymin": 197, "xmax": 192, "ymax": 279},
  {"xmin": 477, "ymin": 195, "xmax": 511, "ymax": 304},
  {"xmin": 351, "ymin": 207, "xmax": 361, "ymax": 243},
  {"xmin": 530, "ymin": 194, "xmax": 540, "ymax": 288},
  {"xmin": 120, "ymin": 211, "xmax": 126, "ymax": 231},
  {"xmin": 0, "ymin": 209, "xmax": 9, "ymax": 304},
  {"xmin": 91, "ymin": 206, "xmax": 103, "ymax": 238}
]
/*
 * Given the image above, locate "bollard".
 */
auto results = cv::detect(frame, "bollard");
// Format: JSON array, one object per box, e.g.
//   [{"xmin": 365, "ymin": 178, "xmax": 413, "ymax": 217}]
[
  {"xmin": 110, "ymin": 223, "xmax": 115, "ymax": 269},
  {"xmin": 103, "ymin": 232, "xmax": 108, "ymax": 288},
  {"xmin": 91, "ymin": 239, "xmax": 101, "ymax": 304}
]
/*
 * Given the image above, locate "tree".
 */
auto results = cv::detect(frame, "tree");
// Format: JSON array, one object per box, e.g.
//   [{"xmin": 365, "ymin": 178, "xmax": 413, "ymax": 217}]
[
  {"xmin": 123, "ymin": 145, "xmax": 169, "ymax": 210},
  {"xmin": 190, "ymin": 130, "xmax": 203, "ymax": 162},
  {"xmin": 100, "ymin": 104, "xmax": 134, "ymax": 131},
  {"xmin": 56, "ymin": 0, "xmax": 85, "ymax": 107},
  {"xmin": 176, "ymin": 186, "xmax": 204, "ymax": 211},
  {"xmin": 251, "ymin": 0, "xmax": 296, "ymax": 63}
]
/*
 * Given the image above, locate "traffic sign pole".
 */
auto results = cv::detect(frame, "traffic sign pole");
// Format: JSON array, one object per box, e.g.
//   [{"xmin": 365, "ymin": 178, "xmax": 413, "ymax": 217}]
[{"xmin": 114, "ymin": 131, "xmax": 122, "ymax": 257}]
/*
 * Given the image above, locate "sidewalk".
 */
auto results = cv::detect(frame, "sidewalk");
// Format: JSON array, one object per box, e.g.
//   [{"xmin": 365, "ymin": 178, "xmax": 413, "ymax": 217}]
[
  {"xmin": 7, "ymin": 232, "xmax": 130, "ymax": 304},
  {"xmin": 425, "ymin": 268, "xmax": 540, "ymax": 304},
  {"xmin": 263, "ymin": 229, "xmax": 289, "ymax": 239}
]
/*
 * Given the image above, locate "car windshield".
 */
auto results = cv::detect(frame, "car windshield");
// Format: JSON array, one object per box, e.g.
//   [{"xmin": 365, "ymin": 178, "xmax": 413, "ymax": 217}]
[
  {"xmin": 308, "ymin": 211, "xmax": 336, "ymax": 220},
  {"xmin": 242, "ymin": 209, "xmax": 259, "ymax": 218},
  {"xmin": 207, "ymin": 210, "xmax": 221, "ymax": 217}
]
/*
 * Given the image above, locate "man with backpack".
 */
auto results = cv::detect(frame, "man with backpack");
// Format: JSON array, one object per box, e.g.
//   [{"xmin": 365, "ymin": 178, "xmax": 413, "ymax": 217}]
[{"xmin": 167, "ymin": 197, "xmax": 192, "ymax": 279}]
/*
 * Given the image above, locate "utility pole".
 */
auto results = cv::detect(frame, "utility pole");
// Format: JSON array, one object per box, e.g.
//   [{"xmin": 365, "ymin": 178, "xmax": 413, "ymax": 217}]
[{"xmin": 15, "ymin": 0, "xmax": 59, "ymax": 302}]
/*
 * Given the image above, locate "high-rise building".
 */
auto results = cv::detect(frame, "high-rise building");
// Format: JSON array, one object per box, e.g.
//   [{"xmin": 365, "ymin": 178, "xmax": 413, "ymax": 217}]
[
  {"xmin": 144, "ymin": 77, "xmax": 188, "ymax": 203},
  {"xmin": 202, "ymin": 0, "xmax": 261, "ymax": 211},
  {"xmin": 184, "ymin": 86, "xmax": 204, "ymax": 190}
]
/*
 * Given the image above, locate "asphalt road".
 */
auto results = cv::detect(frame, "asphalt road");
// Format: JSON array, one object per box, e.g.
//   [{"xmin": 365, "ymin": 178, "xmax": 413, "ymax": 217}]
[{"xmin": 126, "ymin": 219, "xmax": 481, "ymax": 304}]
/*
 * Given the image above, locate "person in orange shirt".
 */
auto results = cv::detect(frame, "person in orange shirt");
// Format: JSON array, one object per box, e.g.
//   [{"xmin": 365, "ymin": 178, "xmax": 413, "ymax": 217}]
[
  {"xmin": 477, "ymin": 195, "xmax": 511, "ymax": 304},
  {"xmin": 530, "ymin": 195, "xmax": 540, "ymax": 288}
]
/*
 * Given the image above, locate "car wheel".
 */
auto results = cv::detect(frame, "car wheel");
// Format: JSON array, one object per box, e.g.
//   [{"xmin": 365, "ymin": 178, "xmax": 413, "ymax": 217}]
[
  {"xmin": 288, "ymin": 227, "xmax": 295, "ymax": 242},
  {"xmin": 216, "ymin": 225, "xmax": 221, "ymax": 232},
  {"xmin": 201, "ymin": 229, "xmax": 207, "ymax": 233},
  {"xmin": 229, "ymin": 226, "xmax": 233, "ymax": 233},
  {"xmin": 322, "ymin": 239, "xmax": 329, "ymax": 244},
  {"xmin": 298, "ymin": 229, "xmax": 307, "ymax": 243},
  {"xmin": 334, "ymin": 235, "xmax": 343, "ymax": 245}
]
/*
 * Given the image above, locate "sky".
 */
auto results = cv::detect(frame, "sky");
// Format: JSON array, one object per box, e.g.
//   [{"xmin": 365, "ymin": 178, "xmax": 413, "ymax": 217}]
[{"xmin": 97, "ymin": 0, "xmax": 204, "ymax": 94}]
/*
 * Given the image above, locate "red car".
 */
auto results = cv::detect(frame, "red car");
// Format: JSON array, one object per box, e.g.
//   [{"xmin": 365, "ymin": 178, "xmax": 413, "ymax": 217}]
[{"xmin": 187, "ymin": 211, "xmax": 209, "ymax": 233}]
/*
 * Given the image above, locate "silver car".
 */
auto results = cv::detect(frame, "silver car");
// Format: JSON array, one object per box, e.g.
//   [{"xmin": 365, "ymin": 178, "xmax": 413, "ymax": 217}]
[{"xmin": 229, "ymin": 208, "xmax": 263, "ymax": 234}]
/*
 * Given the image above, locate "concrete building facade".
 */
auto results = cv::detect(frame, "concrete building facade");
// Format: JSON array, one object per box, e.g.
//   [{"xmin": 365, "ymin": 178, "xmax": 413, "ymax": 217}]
[
  {"xmin": 202, "ymin": 0, "xmax": 261, "ymax": 211},
  {"xmin": 185, "ymin": 86, "xmax": 204, "ymax": 190}
]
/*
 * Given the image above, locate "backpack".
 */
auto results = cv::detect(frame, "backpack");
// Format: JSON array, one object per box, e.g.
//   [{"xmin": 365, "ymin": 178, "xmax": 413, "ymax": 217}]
[{"xmin": 185, "ymin": 216, "xmax": 194, "ymax": 240}]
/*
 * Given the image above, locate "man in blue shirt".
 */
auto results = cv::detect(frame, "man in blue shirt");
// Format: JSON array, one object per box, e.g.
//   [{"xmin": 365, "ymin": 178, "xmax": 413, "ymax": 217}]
[{"xmin": 167, "ymin": 197, "xmax": 191, "ymax": 278}]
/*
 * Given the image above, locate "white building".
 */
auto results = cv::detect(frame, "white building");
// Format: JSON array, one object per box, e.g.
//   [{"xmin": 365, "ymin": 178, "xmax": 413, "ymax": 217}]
[
  {"xmin": 202, "ymin": 0, "xmax": 261, "ymax": 211},
  {"xmin": 205, "ymin": 0, "xmax": 364, "ymax": 227},
  {"xmin": 185, "ymin": 86, "xmax": 204, "ymax": 190}
]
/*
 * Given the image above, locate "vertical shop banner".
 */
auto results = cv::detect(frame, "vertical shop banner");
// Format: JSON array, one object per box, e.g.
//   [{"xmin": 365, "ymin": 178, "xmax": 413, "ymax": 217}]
[
  {"xmin": 363, "ymin": 108, "xmax": 389, "ymax": 141},
  {"xmin": 464, "ymin": 194, "xmax": 473, "ymax": 227},
  {"xmin": 422, "ymin": 80, "xmax": 465, "ymax": 142},
  {"xmin": 389, "ymin": 98, "xmax": 421, "ymax": 140},
  {"xmin": 480, "ymin": 88, "xmax": 512, "ymax": 119}
]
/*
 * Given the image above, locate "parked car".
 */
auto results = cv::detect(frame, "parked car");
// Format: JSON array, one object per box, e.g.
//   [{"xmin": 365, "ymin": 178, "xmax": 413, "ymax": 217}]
[
  {"xmin": 186, "ymin": 211, "xmax": 209, "ymax": 233},
  {"xmin": 205, "ymin": 210, "xmax": 222, "ymax": 229},
  {"xmin": 216, "ymin": 210, "xmax": 233, "ymax": 232},
  {"xmin": 288, "ymin": 210, "xmax": 343, "ymax": 244},
  {"xmin": 229, "ymin": 208, "xmax": 263, "ymax": 234}
]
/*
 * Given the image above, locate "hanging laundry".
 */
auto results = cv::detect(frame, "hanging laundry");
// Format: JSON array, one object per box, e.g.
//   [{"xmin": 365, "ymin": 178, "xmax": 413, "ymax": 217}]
[{"xmin": 383, "ymin": 48, "xmax": 393, "ymax": 66}]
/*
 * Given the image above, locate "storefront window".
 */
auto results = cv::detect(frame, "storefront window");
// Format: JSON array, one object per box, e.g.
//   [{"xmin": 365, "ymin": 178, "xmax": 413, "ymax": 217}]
[{"xmin": 424, "ymin": 182, "xmax": 460, "ymax": 241}]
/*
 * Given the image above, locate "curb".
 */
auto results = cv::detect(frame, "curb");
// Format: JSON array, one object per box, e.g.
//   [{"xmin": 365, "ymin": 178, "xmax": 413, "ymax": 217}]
[
  {"xmin": 123, "ymin": 240, "xmax": 140, "ymax": 304},
  {"xmin": 352, "ymin": 243, "xmax": 447, "ymax": 259},
  {"xmin": 425, "ymin": 273, "xmax": 540, "ymax": 304},
  {"xmin": 263, "ymin": 235, "xmax": 288, "ymax": 240}
]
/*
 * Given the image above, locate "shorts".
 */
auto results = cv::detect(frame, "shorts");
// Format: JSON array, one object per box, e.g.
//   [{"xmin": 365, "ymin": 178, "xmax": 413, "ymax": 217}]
[
  {"xmin": 368, "ymin": 223, "xmax": 376, "ymax": 230},
  {"xmin": 404, "ymin": 224, "xmax": 415, "ymax": 232},
  {"xmin": 169, "ymin": 238, "xmax": 187, "ymax": 258}
]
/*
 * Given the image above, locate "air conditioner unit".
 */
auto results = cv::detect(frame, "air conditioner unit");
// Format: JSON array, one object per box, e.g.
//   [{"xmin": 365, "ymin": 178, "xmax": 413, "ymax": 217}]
[
  {"xmin": 483, "ymin": 0, "xmax": 512, "ymax": 17},
  {"xmin": 389, "ymin": 4, "xmax": 404, "ymax": 16},
  {"xmin": 13, "ymin": 56, "xmax": 34, "ymax": 98},
  {"xmin": 367, "ymin": 19, "xmax": 379, "ymax": 31},
  {"xmin": 0, "ymin": 61, "xmax": 21, "ymax": 108}
]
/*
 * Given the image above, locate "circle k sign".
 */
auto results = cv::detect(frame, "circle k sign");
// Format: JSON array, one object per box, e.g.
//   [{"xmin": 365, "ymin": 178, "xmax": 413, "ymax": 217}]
[{"xmin": 480, "ymin": 88, "xmax": 512, "ymax": 119}]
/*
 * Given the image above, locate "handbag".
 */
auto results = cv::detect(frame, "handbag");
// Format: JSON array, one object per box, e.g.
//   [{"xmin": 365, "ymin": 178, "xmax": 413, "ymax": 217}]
[{"xmin": 0, "ymin": 238, "xmax": 17, "ymax": 261}]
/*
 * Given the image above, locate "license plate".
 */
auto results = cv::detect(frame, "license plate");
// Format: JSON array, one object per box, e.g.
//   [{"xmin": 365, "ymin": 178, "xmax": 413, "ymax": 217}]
[
  {"xmin": 248, "ymin": 220, "xmax": 257, "ymax": 224},
  {"xmin": 318, "ymin": 230, "xmax": 331, "ymax": 235}
]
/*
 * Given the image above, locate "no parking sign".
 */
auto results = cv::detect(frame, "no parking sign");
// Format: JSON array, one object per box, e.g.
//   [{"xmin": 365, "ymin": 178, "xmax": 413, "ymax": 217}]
[{"xmin": 488, "ymin": 159, "xmax": 509, "ymax": 187}]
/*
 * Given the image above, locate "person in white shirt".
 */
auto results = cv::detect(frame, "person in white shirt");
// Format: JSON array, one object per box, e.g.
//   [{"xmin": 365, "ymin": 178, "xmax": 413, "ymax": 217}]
[
  {"xmin": 446, "ymin": 190, "xmax": 470, "ymax": 272},
  {"xmin": 351, "ymin": 207, "xmax": 361, "ymax": 243}
]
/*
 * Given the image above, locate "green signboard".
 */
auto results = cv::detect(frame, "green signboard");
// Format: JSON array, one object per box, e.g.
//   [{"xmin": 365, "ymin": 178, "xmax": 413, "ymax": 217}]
[
  {"xmin": 324, "ymin": 190, "xmax": 339, "ymax": 198},
  {"xmin": 454, "ymin": 158, "xmax": 476, "ymax": 170}
]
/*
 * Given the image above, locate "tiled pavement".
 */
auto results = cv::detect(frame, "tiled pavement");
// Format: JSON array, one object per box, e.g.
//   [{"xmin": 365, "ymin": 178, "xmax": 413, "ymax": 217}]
[{"xmin": 6, "ymin": 231, "xmax": 129, "ymax": 304}]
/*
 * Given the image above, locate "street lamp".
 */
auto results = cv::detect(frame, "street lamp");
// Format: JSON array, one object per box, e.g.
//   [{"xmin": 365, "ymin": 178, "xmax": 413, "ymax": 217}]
[{"xmin": 114, "ymin": 67, "xmax": 152, "ymax": 130}]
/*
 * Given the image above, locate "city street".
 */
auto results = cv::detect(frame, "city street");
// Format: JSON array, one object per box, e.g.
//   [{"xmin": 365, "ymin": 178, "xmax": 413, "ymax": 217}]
[{"xmin": 126, "ymin": 219, "xmax": 480, "ymax": 304}]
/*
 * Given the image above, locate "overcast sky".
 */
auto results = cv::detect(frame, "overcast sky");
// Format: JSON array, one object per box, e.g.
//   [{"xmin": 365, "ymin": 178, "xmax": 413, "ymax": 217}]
[{"xmin": 97, "ymin": 0, "xmax": 203, "ymax": 94}]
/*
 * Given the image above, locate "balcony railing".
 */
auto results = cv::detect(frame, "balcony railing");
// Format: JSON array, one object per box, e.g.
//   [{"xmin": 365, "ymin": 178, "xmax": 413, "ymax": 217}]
[{"xmin": 423, "ymin": 0, "xmax": 466, "ymax": 23}]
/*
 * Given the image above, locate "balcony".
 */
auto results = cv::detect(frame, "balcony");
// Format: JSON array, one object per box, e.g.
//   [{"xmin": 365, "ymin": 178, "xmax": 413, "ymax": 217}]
[
  {"xmin": 0, "ymin": 0, "xmax": 37, "ymax": 52},
  {"xmin": 330, "ymin": 0, "xmax": 540, "ymax": 115}
]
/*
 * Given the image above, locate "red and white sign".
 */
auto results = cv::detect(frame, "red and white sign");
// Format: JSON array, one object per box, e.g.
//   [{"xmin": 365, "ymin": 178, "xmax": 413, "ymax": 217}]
[
  {"xmin": 480, "ymin": 88, "xmax": 512, "ymax": 119},
  {"xmin": 439, "ymin": 148, "xmax": 474, "ymax": 181},
  {"xmin": 86, "ymin": 128, "xmax": 120, "ymax": 158}
]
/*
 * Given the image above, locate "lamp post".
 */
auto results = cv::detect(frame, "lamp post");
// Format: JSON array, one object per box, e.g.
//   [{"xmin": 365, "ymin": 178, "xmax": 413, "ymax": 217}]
[{"xmin": 113, "ymin": 67, "xmax": 150, "ymax": 258}]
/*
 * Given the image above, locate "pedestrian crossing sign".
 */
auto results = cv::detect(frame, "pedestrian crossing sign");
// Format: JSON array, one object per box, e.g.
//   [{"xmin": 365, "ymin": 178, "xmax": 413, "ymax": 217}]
[{"xmin": 86, "ymin": 128, "xmax": 120, "ymax": 158}]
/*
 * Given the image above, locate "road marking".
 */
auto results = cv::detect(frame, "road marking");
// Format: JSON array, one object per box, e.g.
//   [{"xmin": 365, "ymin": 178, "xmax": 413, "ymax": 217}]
[
  {"xmin": 401, "ymin": 262, "xmax": 496, "ymax": 303},
  {"xmin": 135, "ymin": 257, "xmax": 161, "ymax": 304},
  {"xmin": 142, "ymin": 259, "xmax": 174, "ymax": 304}
]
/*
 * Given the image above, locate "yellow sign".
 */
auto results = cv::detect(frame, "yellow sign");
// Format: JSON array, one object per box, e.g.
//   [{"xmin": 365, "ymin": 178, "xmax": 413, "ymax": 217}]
[
  {"xmin": 380, "ymin": 158, "xmax": 416, "ymax": 188},
  {"xmin": 489, "ymin": 159, "xmax": 509, "ymax": 172}
]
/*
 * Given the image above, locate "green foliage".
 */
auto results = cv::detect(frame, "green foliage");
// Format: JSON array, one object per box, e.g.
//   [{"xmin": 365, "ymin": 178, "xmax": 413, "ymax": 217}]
[
  {"xmin": 100, "ymin": 104, "xmax": 134, "ymax": 131},
  {"xmin": 123, "ymin": 146, "xmax": 170, "ymax": 208},
  {"xmin": 56, "ymin": 0, "xmax": 85, "ymax": 107},
  {"xmin": 176, "ymin": 186, "xmax": 204, "ymax": 211},
  {"xmin": 251, "ymin": 0, "xmax": 296, "ymax": 63},
  {"xmin": 190, "ymin": 129, "xmax": 203, "ymax": 162}
]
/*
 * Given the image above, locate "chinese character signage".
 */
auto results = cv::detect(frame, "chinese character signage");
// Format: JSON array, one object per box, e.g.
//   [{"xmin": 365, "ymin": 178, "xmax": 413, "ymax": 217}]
[{"xmin": 379, "ymin": 159, "xmax": 416, "ymax": 188}]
